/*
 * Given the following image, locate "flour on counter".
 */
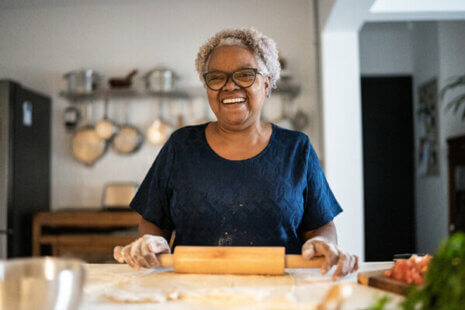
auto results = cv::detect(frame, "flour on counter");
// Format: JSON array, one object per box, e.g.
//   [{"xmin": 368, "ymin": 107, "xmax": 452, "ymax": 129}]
[{"xmin": 99, "ymin": 271, "xmax": 297, "ymax": 307}]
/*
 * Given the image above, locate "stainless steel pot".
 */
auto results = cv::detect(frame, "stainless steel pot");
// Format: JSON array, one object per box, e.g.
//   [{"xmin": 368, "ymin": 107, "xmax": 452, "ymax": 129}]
[
  {"xmin": 143, "ymin": 67, "xmax": 178, "ymax": 92},
  {"xmin": 64, "ymin": 69, "xmax": 103, "ymax": 94}
]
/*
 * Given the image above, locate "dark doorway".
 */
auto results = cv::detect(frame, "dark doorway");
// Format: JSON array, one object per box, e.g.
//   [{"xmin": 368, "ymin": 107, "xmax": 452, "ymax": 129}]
[{"xmin": 361, "ymin": 76, "xmax": 415, "ymax": 261}]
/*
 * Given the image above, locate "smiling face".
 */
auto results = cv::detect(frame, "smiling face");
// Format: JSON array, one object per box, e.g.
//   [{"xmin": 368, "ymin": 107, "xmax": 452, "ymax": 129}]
[{"xmin": 206, "ymin": 45, "xmax": 270, "ymax": 130}]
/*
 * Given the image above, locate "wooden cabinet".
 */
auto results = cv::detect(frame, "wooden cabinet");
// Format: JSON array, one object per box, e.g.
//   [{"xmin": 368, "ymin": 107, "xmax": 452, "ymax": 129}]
[
  {"xmin": 447, "ymin": 135, "xmax": 465, "ymax": 234},
  {"xmin": 32, "ymin": 210, "xmax": 140, "ymax": 262}
]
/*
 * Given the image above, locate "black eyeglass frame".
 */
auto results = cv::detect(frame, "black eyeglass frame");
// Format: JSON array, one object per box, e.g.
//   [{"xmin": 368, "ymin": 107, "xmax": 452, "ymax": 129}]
[{"xmin": 202, "ymin": 67, "xmax": 266, "ymax": 91}]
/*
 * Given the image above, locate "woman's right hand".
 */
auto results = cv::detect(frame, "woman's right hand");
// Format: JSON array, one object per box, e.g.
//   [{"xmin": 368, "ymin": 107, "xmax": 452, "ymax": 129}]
[{"xmin": 113, "ymin": 234, "xmax": 170, "ymax": 270}]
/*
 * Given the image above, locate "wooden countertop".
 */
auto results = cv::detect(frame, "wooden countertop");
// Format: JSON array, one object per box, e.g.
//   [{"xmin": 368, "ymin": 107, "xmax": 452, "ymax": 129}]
[{"xmin": 80, "ymin": 262, "xmax": 404, "ymax": 309}]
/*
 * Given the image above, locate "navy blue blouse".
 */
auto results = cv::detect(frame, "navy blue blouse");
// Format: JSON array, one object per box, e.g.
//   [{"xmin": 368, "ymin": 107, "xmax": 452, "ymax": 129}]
[{"xmin": 130, "ymin": 123, "xmax": 342, "ymax": 254}]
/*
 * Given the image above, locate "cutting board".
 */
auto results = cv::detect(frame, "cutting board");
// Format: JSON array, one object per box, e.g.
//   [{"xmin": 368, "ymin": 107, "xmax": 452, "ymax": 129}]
[{"xmin": 357, "ymin": 269, "xmax": 411, "ymax": 296}]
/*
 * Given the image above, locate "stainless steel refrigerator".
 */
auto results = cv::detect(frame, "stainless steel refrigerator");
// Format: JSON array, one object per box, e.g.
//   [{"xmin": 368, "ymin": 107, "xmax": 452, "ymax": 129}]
[{"xmin": 0, "ymin": 80, "xmax": 51, "ymax": 259}]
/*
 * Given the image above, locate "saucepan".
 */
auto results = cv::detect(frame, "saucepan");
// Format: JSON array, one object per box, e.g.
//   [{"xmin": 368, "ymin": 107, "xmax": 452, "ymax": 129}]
[
  {"xmin": 143, "ymin": 66, "xmax": 179, "ymax": 92},
  {"xmin": 0, "ymin": 257, "xmax": 85, "ymax": 310},
  {"xmin": 64, "ymin": 69, "xmax": 103, "ymax": 94}
]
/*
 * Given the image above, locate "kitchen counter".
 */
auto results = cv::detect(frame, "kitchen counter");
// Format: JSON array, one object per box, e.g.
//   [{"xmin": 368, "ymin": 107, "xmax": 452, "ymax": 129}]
[{"xmin": 80, "ymin": 262, "xmax": 404, "ymax": 309}]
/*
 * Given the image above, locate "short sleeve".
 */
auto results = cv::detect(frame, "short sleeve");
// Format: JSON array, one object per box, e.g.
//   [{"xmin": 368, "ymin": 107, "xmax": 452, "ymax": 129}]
[
  {"xmin": 300, "ymin": 138, "xmax": 343, "ymax": 231},
  {"xmin": 130, "ymin": 138, "xmax": 175, "ymax": 231}
]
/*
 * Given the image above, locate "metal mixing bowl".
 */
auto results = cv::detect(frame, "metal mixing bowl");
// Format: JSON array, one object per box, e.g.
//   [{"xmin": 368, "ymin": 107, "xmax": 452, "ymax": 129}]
[{"xmin": 0, "ymin": 257, "xmax": 85, "ymax": 310}]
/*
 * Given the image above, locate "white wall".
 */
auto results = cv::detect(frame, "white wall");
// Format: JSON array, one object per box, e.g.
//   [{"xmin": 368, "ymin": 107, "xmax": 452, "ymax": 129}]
[
  {"xmin": 359, "ymin": 22, "xmax": 413, "ymax": 75},
  {"xmin": 0, "ymin": 0, "xmax": 320, "ymax": 209},
  {"xmin": 317, "ymin": 0, "xmax": 375, "ymax": 259},
  {"xmin": 435, "ymin": 21, "xmax": 465, "ymax": 244},
  {"xmin": 438, "ymin": 22, "xmax": 465, "ymax": 139},
  {"xmin": 321, "ymin": 32, "xmax": 364, "ymax": 259},
  {"xmin": 411, "ymin": 22, "xmax": 444, "ymax": 254}
]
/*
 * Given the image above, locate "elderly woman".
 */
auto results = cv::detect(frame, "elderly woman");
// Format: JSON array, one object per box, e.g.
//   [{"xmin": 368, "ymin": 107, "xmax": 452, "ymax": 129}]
[{"xmin": 114, "ymin": 28, "xmax": 358, "ymax": 280}]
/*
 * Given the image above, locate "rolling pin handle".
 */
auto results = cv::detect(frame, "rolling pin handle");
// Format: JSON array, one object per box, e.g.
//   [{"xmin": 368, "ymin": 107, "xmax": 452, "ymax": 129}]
[
  {"xmin": 158, "ymin": 253, "xmax": 173, "ymax": 267},
  {"xmin": 285, "ymin": 255, "xmax": 324, "ymax": 269}
]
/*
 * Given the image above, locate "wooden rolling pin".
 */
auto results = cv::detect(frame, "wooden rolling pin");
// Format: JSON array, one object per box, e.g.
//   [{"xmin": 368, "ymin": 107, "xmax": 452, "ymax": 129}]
[{"xmin": 156, "ymin": 246, "xmax": 324, "ymax": 275}]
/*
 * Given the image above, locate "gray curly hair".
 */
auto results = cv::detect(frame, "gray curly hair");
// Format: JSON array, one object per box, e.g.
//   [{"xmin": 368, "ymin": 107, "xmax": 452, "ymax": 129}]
[{"xmin": 195, "ymin": 27, "xmax": 281, "ymax": 89}]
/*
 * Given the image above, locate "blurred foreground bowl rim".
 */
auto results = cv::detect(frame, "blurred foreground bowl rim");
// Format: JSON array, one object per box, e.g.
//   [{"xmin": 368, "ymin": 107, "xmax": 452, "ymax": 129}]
[{"xmin": 1, "ymin": 256, "xmax": 86, "ymax": 281}]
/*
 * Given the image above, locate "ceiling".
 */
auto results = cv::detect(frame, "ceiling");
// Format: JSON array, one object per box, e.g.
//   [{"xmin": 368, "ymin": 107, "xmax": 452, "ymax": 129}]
[
  {"xmin": 371, "ymin": 0, "xmax": 465, "ymax": 13},
  {"xmin": 322, "ymin": 0, "xmax": 465, "ymax": 32}
]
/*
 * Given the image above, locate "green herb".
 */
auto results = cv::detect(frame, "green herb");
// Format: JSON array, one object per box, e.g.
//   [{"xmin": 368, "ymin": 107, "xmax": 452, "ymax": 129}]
[
  {"xmin": 366, "ymin": 295, "xmax": 392, "ymax": 310},
  {"xmin": 440, "ymin": 74, "xmax": 465, "ymax": 120},
  {"xmin": 402, "ymin": 232, "xmax": 465, "ymax": 310}
]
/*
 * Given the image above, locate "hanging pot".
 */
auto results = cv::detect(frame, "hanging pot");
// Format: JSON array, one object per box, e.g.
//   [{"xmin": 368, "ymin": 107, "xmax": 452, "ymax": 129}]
[
  {"xmin": 147, "ymin": 119, "xmax": 173, "ymax": 145},
  {"xmin": 64, "ymin": 106, "xmax": 81, "ymax": 131},
  {"xmin": 274, "ymin": 95, "xmax": 295, "ymax": 130},
  {"xmin": 71, "ymin": 103, "xmax": 106, "ymax": 165},
  {"xmin": 112, "ymin": 101, "xmax": 144, "ymax": 155},
  {"xmin": 292, "ymin": 110, "xmax": 309, "ymax": 131},
  {"xmin": 95, "ymin": 99, "xmax": 118, "ymax": 140},
  {"xmin": 146, "ymin": 99, "xmax": 173, "ymax": 146}
]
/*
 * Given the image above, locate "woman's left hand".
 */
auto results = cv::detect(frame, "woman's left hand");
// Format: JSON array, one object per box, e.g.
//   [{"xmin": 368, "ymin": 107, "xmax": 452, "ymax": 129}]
[{"xmin": 301, "ymin": 237, "xmax": 359, "ymax": 281}]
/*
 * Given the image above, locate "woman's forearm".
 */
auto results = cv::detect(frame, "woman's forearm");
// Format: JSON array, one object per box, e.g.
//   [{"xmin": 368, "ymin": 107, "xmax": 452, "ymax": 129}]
[
  {"xmin": 301, "ymin": 221, "xmax": 358, "ymax": 280},
  {"xmin": 302, "ymin": 221, "xmax": 338, "ymax": 245},
  {"xmin": 138, "ymin": 217, "xmax": 172, "ymax": 243}
]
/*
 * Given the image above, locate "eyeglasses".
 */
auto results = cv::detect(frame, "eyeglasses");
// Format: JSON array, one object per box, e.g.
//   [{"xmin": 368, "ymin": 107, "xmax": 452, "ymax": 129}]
[{"xmin": 203, "ymin": 68, "xmax": 265, "ymax": 91}]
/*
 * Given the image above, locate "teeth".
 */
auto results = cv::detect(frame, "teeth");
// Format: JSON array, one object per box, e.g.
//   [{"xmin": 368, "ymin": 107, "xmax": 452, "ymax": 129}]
[{"xmin": 222, "ymin": 98, "xmax": 245, "ymax": 104}]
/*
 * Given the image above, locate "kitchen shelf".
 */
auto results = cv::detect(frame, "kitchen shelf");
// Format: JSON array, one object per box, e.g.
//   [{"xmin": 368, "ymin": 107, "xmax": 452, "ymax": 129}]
[
  {"xmin": 59, "ymin": 83, "xmax": 301, "ymax": 103},
  {"xmin": 59, "ymin": 88, "xmax": 192, "ymax": 102}
]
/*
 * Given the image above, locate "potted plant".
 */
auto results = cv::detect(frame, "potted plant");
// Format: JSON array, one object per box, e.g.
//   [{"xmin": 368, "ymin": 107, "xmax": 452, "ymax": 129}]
[{"xmin": 440, "ymin": 74, "xmax": 465, "ymax": 119}]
